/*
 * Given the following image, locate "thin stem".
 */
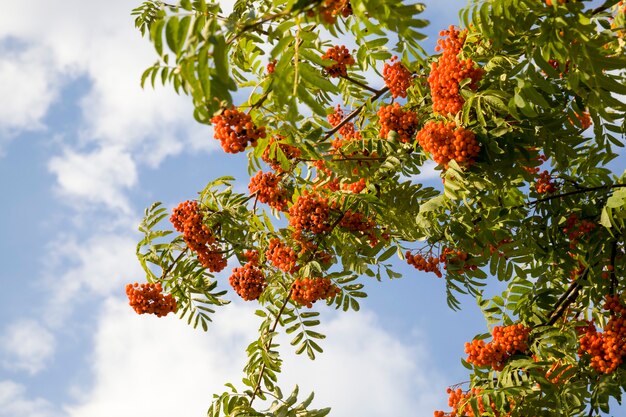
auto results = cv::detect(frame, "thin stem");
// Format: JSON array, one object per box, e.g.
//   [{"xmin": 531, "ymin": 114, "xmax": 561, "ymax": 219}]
[
  {"xmin": 514, "ymin": 183, "xmax": 626, "ymax": 209},
  {"xmin": 591, "ymin": 0, "xmax": 619, "ymax": 16},
  {"xmin": 298, "ymin": 155, "xmax": 387, "ymax": 163},
  {"xmin": 609, "ymin": 240, "xmax": 618, "ymax": 295},
  {"xmin": 227, "ymin": 9, "xmax": 292, "ymax": 45},
  {"xmin": 324, "ymin": 86, "xmax": 390, "ymax": 140},
  {"xmin": 547, "ymin": 268, "xmax": 588, "ymax": 326},
  {"xmin": 340, "ymin": 75, "xmax": 380, "ymax": 94},
  {"xmin": 161, "ymin": 248, "xmax": 189, "ymax": 281},
  {"xmin": 249, "ymin": 289, "xmax": 293, "ymax": 406}
]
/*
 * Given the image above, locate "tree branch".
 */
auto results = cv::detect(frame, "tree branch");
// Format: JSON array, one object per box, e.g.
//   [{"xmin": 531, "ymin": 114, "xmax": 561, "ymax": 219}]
[
  {"xmin": 249, "ymin": 289, "xmax": 293, "ymax": 405},
  {"xmin": 323, "ymin": 86, "xmax": 390, "ymax": 140},
  {"xmin": 514, "ymin": 183, "xmax": 626, "ymax": 209}
]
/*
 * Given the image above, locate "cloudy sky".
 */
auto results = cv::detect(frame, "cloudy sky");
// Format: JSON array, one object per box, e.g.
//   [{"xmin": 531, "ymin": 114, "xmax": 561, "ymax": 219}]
[{"xmin": 0, "ymin": 1, "xmax": 559, "ymax": 416}]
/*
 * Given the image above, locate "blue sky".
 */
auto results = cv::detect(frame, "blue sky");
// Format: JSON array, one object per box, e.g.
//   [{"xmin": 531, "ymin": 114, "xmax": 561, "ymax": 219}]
[{"xmin": 2, "ymin": 1, "xmax": 621, "ymax": 416}]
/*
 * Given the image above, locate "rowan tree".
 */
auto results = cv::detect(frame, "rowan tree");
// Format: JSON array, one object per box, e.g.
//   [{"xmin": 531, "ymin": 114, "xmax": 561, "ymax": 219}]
[{"xmin": 129, "ymin": 0, "xmax": 626, "ymax": 415}]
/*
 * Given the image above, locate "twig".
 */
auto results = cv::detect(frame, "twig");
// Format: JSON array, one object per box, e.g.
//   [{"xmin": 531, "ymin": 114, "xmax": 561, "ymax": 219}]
[
  {"xmin": 340, "ymin": 75, "xmax": 381, "ymax": 94},
  {"xmin": 323, "ymin": 86, "xmax": 390, "ymax": 140},
  {"xmin": 249, "ymin": 289, "xmax": 293, "ymax": 405},
  {"xmin": 513, "ymin": 183, "xmax": 626, "ymax": 209},
  {"xmin": 227, "ymin": 9, "xmax": 292, "ymax": 45},
  {"xmin": 609, "ymin": 240, "xmax": 618, "ymax": 295},
  {"xmin": 547, "ymin": 268, "xmax": 588, "ymax": 326},
  {"xmin": 161, "ymin": 248, "xmax": 189, "ymax": 281}
]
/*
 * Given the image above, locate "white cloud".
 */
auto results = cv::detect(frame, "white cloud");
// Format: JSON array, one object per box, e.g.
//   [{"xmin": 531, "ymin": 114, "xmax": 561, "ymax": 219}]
[
  {"xmin": 0, "ymin": 320, "xmax": 56, "ymax": 375},
  {"xmin": 65, "ymin": 298, "xmax": 443, "ymax": 417},
  {"xmin": 0, "ymin": 0, "xmax": 224, "ymax": 209},
  {"xmin": 0, "ymin": 44, "xmax": 58, "ymax": 137},
  {"xmin": 42, "ymin": 233, "xmax": 142, "ymax": 327},
  {"xmin": 279, "ymin": 310, "xmax": 443, "ymax": 416},
  {"xmin": 48, "ymin": 146, "xmax": 138, "ymax": 213},
  {"xmin": 0, "ymin": 380, "xmax": 60, "ymax": 417}
]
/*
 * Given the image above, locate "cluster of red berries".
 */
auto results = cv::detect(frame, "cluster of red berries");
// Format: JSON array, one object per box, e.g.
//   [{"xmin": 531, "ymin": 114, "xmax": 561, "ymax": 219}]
[
  {"xmin": 535, "ymin": 170, "xmax": 557, "ymax": 193},
  {"xmin": 339, "ymin": 209, "xmax": 379, "ymax": 246},
  {"xmin": 544, "ymin": 360, "xmax": 574, "ymax": 384},
  {"xmin": 291, "ymin": 277, "xmax": 340, "ymax": 308},
  {"xmin": 342, "ymin": 178, "xmax": 366, "ymax": 194},
  {"xmin": 563, "ymin": 213, "xmax": 596, "ymax": 249},
  {"xmin": 289, "ymin": 192, "xmax": 332, "ymax": 234},
  {"xmin": 262, "ymin": 135, "xmax": 301, "ymax": 172},
  {"xmin": 545, "ymin": 0, "xmax": 567, "ymax": 6},
  {"xmin": 316, "ymin": 0, "xmax": 352, "ymax": 24},
  {"xmin": 434, "ymin": 387, "xmax": 506, "ymax": 417},
  {"xmin": 266, "ymin": 238, "xmax": 298, "ymax": 273},
  {"xmin": 441, "ymin": 247, "xmax": 476, "ymax": 272},
  {"xmin": 383, "ymin": 56, "xmax": 414, "ymax": 99},
  {"xmin": 429, "ymin": 26, "xmax": 483, "ymax": 115},
  {"xmin": 267, "ymin": 59, "xmax": 276, "ymax": 74},
  {"xmin": 170, "ymin": 200, "xmax": 227, "ymax": 272},
  {"xmin": 249, "ymin": 171, "xmax": 289, "ymax": 211},
  {"xmin": 321, "ymin": 45, "xmax": 355, "ymax": 78},
  {"xmin": 126, "ymin": 282, "xmax": 177, "ymax": 317},
  {"xmin": 572, "ymin": 111, "xmax": 592, "ymax": 130},
  {"xmin": 416, "ymin": 121, "xmax": 480, "ymax": 167},
  {"xmin": 377, "ymin": 102, "xmax": 419, "ymax": 143},
  {"xmin": 578, "ymin": 295, "xmax": 626, "ymax": 374},
  {"xmin": 229, "ymin": 261, "xmax": 266, "ymax": 301},
  {"xmin": 211, "ymin": 107, "xmax": 267, "ymax": 154},
  {"xmin": 405, "ymin": 252, "xmax": 443, "ymax": 278},
  {"xmin": 312, "ymin": 159, "xmax": 341, "ymax": 192},
  {"xmin": 465, "ymin": 323, "xmax": 531, "ymax": 371}
]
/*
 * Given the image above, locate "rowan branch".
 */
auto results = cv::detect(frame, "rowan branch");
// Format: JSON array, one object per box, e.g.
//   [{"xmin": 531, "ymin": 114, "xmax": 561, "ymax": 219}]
[
  {"xmin": 249, "ymin": 289, "xmax": 293, "ymax": 405},
  {"xmin": 546, "ymin": 277, "xmax": 583, "ymax": 326},
  {"xmin": 323, "ymin": 86, "xmax": 390, "ymax": 140},
  {"xmin": 515, "ymin": 183, "xmax": 626, "ymax": 209},
  {"xmin": 340, "ymin": 74, "xmax": 381, "ymax": 94}
]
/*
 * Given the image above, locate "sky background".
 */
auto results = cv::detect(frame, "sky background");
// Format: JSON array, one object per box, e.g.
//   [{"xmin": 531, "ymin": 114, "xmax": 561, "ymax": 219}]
[{"xmin": 0, "ymin": 1, "xmax": 622, "ymax": 417}]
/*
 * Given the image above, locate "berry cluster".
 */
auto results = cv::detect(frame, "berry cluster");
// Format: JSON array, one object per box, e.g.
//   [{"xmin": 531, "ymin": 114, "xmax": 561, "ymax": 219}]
[
  {"xmin": 434, "ymin": 388, "xmax": 504, "ymax": 417},
  {"xmin": 262, "ymin": 135, "xmax": 301, "ymax": 172},
  {"xmin": 339, "ymin": 209, "xmax": 379, "ymax": 246},
  {"xmin": 578, "ymin": 295, "xmax": 626, "ymax": 374},
  {"xmin": 545, "ymin": 0, "xmax": 567, "ymax": 6},
  {"xmin": 544, "ymin": 360, "xmax": 574, "ymax": 384},
  {"xmin": 244, "ymin": 249, "xmax": 259, "ymax": 265},
  {"xmin": 211, "ymin": 107, "xmax": 267, "ymax": 154},
  {"xmin": 317, "ymin": 0, "xmax": 352, "ymax": 24},
  {"xmin": 416, "ymin": 121, "xmax": 480, "ymax": 167},
  {"xmin": 126, "ymin": 282, "xmax": 177, "ymax": 317},
  {"xmin": 563, "ymin": 213, "xmax": 596, "ymax": 249},
  {"xmin": 267, "ymin": 59, "xmax": 276, "ymax": 74},
  {"xmin": 535, "ymin": 170, "xmax": 557, "ymax": 193},
  {"xmin": 441, "ymin": 247, "xmax": 475, "ymax": 272},
  {"xmin": 429, "ymin": 26, "xmax": 483, "ymax": 115},
  {"xmin": 229, "ymin": 262, "xmax": 266, "ymax": 301},
  {"xmin": 310, "ymin": 160, "xmax": 338, "ymax": 192},
  {"xmin": 321, "ymin": 45, "xmax": 355, "ymax": 78},
  {"xmin": 572, "ymin": 111, "xmax": 592, "ymax": 130},
  {"xmin": 377, "ymin": 102, "xmax": 419, "ymax": 143},
  {"xmin": 383, "ymin": 56, "xmax": 413, "ymax": 99},
  {"xmin": 405, "ymin": 251, "xmax": 443, "ymax": 278},
  {"xmin": 249, "ymin": 171, "xmax": 289, "ymax": 211},
  {"xmin": 342, "ymin": 178, "xmax": 366, "ymax": 194},
  {"xmin": 171, "ymin": 201, "xmax": 228, "ymax": 272},
  {"xmin": 291, "ymin": 277, "xmax": 340, "ymax": 308},
  {"xmin": 289, "ymin": 191, "xmax": 332, "ymax": 234},
  {"xmin": 465, "ymin": 323, "xmax": 531, "ymax": 371},
  {"xmin": 266, "ymin": 238, "xmax": 298, "ymax": 273}
]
